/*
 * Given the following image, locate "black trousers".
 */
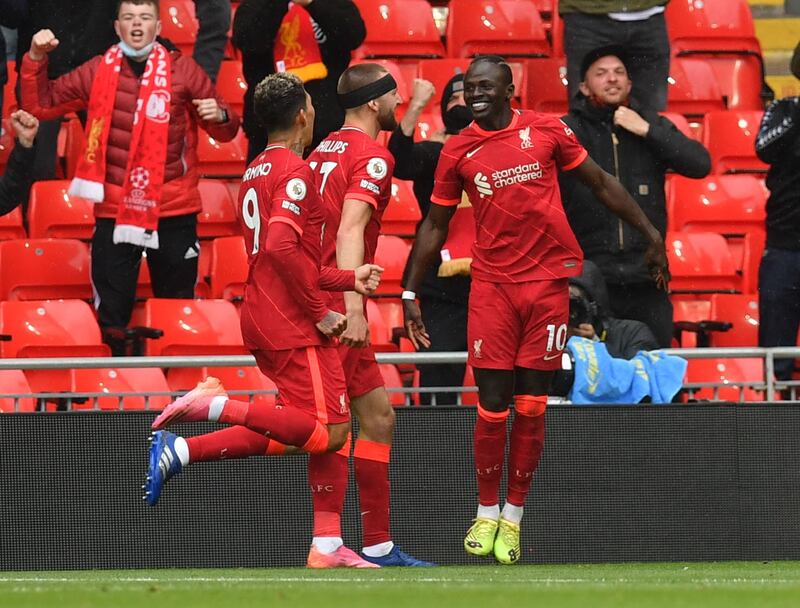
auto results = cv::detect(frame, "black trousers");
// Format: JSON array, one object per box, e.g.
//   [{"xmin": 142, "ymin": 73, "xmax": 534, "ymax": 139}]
[
  {"xmin": 418, "ymin": 297, "xmax": 469, "ymax": 405},
  {"xmin": 563, "ymin": 11, "xmax": 670, "ymax": 112},
  {"xmin": 92, "ymin": 215, "xmax": 199, "ymax": 347},
  {"xmin": 606, "ymin": 282, "xmax": 674, "ymax": 349}
]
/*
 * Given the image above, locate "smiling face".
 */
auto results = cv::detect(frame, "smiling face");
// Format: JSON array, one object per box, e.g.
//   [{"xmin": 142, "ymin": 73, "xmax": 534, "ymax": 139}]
[
  {"xmin": 463, "ymin": 61, "xmax": 514, "ymax": 128},
  {"xmin": 579, "ymin": 55, "xmax": 632, "ymax": 107},
  {"xmin": 115, "ymin": 1, "xmax": 161, "ymax": 51}
]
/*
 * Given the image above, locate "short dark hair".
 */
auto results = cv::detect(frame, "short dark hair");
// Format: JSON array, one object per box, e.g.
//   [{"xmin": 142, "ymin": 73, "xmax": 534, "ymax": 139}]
[
  {"xmin": 468, "ymin": 55, "xmax": 513, "ymax": 86},
  {"xmin": 116, "ymin": 0, "xmax": 160, "ymax": 17},
  {"xmin": 337, "ymin": 63, "xmax": 388, "ymax": 96},
  {"xmin": 253, "ymin": 73, "xmax": 307, "ymax": 133}
]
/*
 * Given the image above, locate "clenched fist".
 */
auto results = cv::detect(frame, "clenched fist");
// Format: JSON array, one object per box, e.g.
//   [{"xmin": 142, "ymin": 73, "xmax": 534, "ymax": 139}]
[
  {"xmin": 192, "ymin": 98, "xmax": 226, "ymax": 123},
  {"xmin": 29, "ymin": 29, "xmax": 59, "ymax": 62}
]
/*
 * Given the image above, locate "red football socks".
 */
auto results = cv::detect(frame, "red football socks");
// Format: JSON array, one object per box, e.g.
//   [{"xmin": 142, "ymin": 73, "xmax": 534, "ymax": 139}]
[
  {"xmin": 308, "ymin": 438, "xmax": 350, "ymax": 538},
  {"xmin": 474, "ymin": 404, "xmax": 509, "ymax": 507},
  {"xmin": 216, "ymin": 398, "xmax": 328, "ymax": 453},
  {"xmin": 184, "ymin": 426, "xmax": 288, "ymax": 462},
  {"xmin": 354, "ymin": 439, "xmax": 392, "ymax": 547},
  {"xmin": 506, "ymin": 395, "xmax": 547, "ymax": 507}
]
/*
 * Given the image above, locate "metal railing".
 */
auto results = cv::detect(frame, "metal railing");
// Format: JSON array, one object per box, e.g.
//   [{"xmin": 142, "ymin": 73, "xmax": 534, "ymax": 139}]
[{"xmin": 1, "ymin": 347, "xmax": 800, "ymax": 411}]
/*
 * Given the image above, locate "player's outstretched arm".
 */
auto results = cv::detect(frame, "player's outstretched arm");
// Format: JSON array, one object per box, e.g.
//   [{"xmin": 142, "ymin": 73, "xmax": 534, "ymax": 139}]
[
  {"xmin": 403, "ymin": 203, "xmax": 458, "ymax": 349},
  {"xmin": 568, "ymin": 156, "xmax": 670, "ymax": 290},
  {"xmin": 319, "ymin": 264, "xmax": 384, "ymax": 294}
]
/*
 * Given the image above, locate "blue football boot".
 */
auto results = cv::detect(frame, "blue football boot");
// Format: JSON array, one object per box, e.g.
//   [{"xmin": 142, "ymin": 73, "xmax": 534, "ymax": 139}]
[{"xmin": 143, "ymin": 430, "xmax": 183, "ymax": 506}]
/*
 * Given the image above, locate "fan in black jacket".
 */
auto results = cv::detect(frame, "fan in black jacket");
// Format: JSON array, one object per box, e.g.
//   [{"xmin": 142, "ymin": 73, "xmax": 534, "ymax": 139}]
[
  {"xmin": 0, "ymin": 110, "xmax": 38, "ymax": 216},
  {"xmin": 754, "ymin": 45, "xmax": 800, "ymax": 381},
  {"xmin": 559, "ymin": 45, "xmax": 711, "ymax": 348},
  {"xmin": 233, "ymin": 0, "xmax": 365, "ymax": 162}
]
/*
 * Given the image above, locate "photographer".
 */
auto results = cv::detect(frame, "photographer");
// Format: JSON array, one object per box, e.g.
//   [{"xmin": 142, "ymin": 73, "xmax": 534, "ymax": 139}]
[{"xmin": 568, "ymin": 260, "xmax": 658, "ymax": 359}]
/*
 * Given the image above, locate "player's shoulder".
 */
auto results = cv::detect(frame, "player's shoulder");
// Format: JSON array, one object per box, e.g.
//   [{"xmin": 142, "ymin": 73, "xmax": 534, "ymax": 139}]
[
  {"xmin": 440, "ymin": 125, "xmax": 483, "ymax": 157},
  {"xmin": 521, "ymin": 110, "xmax": 574, "ymax": 136}
]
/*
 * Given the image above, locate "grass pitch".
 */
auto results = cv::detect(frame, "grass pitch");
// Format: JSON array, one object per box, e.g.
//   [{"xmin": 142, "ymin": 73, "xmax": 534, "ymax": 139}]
[{"xmin": 2, "ymin": 562, "xmax": 799, "ymax": 608}]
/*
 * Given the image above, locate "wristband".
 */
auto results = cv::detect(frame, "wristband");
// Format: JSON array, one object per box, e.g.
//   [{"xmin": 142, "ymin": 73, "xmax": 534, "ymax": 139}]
[{"xmin": 401, "ymin": 290, "xmax": 417, "ymax": 301}]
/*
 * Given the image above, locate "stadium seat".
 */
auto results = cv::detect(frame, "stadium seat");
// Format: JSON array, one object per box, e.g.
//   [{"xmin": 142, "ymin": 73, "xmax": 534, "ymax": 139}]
[
  {"xmin": 0, "ymin": 370, "xmax": 36, "ymax": 413},
  {"xmin": 209, "ymin": 235, "xmax": 248, "ymax": 300},
  {"xmin": 379, "ymin": 363, "xmax": 407, "ymax": 406},
  {"xmin": 667, "ymin": 57, "xmax": 726, "ymax": 116},
  {"xmin": 707, "ymin": 294, "xmax": 759, "ymax": 348},
  {"xmin": 702, "ymin": 111, "xmax": 768, "ymax": 174},
  {"xmin": 215, "ymin": 60, "xmax": 246, "ymax": 116},
  {"xmin": 417, "ymin": 59, "xmax": 471, "ymax": 106},
  {"xmin": 27, "ymin": 180, "xmax": 94, "ymax": 240},
  {"xmin": 0, "ymin": 238, "xmax": 92, "ymax": 301},
  {"xmin": 373, "ymin": 298, "xmax": 404, "ymax": 338},
  {"xmin": 462, "ymin": 364, "xmax": 479, "ymax": 406},
  {"xmin": 197, "ymin": 128, "xmax": 248, "ymax": 178},
  {"xmin": 0, "ymin": 299, "xmax": 109, "ymax": 358},
  {"xmin": 372, "ymin": 235, "xmax": 410, "ymax": 296},
  {"xmin": 667, "ymin": 174, "xmax": 767, "ymax": 234},
  {"xmin": 61, "ymin": 116, "xmax": 85, "ymax": 179},
  {"xmin": 352, "ymin": 0, "xmax": 445, "ymax": 60},
  {"xmin": 0, "ymin": 206, "xmax": 26, "ymax": 241},
  {"xmin": 382, "ymin": 180, "xmax": 422, "ymax": 237},
  {"xmin": 69, "ymin": 367, "xmax": 172, "ymax": 411},
  {"xmin": 197, "ymin": 178, "xmax": 240, "ymax": 238},
  {"xmin": 659, "ymin": 112, "xmax": 696, "ymax": 140},
  {"xmin": 129, "ymin": 298, "xmax": 246, "ymax": 356},
  {"xmin": 521, "ymin": 58, "xmax": 569, "ymax": 114},
  {"xmin": 672, "ymin": 297, "xmax": 712, "ymax": 348},
  {"xmin": 446, "ymin": 0, "xmax": 550, "ymax": 58},
  {"xmin": 0, "ymin": 118, "xmax": 12, "ymax": 174},
  {"xmin": 167, "ymin": 365, "xmax": 278, "ymax": 406},
  {"xmin": 160, "ymin": 0, "xmax": 198, "ymax": 57},
  {"xmin": 2, "ymin": 60, "xmax": 16, "ymax": 118},
  {"xmin": 684, "ymin": 357, "xmax": 765, "ymax": 402},
  {"xmin": 706, "ymin": 56, "xmax": 766, "ymax": 112},
  {"xmin": 665, "ymin": 0, "xmax": 760, "ymax": 56},
  {"xmin": 667, "ymin": 231, "xmax": 740, "ymax": 294},
  {"xmin": 366, "ymin": 299, "xmax": 397, "ymax": 352}
]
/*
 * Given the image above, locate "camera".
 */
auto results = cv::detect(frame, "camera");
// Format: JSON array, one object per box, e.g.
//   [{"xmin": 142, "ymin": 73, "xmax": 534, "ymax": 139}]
[{"xmin": 569, "ymin": 295, "xmax": 594, "ymax": 328}]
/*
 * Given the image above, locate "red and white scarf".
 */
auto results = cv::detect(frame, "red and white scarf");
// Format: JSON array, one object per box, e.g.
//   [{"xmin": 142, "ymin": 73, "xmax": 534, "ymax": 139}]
[
  {"xmin": 69, "ymin": 43, "xmax": 172, "ymax": 249},
  {"xmin": 274, "ymin": 2, "xmax": 328, "ymax": 83}
]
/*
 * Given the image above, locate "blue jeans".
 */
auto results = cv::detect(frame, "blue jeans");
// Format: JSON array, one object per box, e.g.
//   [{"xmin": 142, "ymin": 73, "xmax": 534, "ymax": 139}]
[{"xmin": 758, "ymin": 247, "xmax": 800, "ymax": 380}]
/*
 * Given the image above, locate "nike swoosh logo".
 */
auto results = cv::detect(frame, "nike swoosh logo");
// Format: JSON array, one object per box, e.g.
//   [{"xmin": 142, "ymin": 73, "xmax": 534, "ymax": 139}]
[
  {"xmin": 543, "ymin": 352, "xmax": 561, "ymax": 361},
  {"xmin": 465, "ymin": 145, "xmax": 484, "ymax": 159}
]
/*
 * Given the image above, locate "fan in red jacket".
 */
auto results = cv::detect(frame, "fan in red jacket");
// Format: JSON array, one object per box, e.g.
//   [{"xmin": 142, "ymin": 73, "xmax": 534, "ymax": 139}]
[{"xmin": 20, "ymin": 0, "xmax": 240, "ymax": 355}]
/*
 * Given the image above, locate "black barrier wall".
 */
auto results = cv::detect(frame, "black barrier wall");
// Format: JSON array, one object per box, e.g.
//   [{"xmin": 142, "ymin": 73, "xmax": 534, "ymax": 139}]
[{"xmin": 2, "ymin": 405, "xmax": 800, "ymax": 570}]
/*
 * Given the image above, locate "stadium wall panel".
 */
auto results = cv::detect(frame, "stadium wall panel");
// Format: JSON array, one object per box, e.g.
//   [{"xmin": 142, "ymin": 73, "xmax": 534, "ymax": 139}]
[{"xmin": 1, "ymin": 405, "xmax": 799, "ymax": 569}]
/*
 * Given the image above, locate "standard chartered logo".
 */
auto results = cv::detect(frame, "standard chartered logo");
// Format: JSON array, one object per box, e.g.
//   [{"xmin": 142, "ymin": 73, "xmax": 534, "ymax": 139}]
[
  {"xmin": 474, "ymin": 172, "xmax": 493, "ymax": 198},
  {"xmin": 491, "ymin": 161, "xmax": 543, "ymax": 188}
]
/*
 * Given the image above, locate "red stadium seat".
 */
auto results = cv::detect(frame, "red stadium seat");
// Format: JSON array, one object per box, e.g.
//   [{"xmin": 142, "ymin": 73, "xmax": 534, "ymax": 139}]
[
  {"xmin": 684, "ymin": 357, "xmax": 765, "ymax": 402},
  {"xmin": 667, "ymin": 175, "xmax": 767, "ymax": 234},
  {"xmin": 129, "ymin": 298, "xmax": 246, "ymax": 356},
  {"xmin": 372, "ymin": 235, "xmax": 410, "ymax": 296},
  {"xmin": 167, "ymin": 365, "xmax": 278, "ymax": 406},
  {"xmin": 160, "ymin": 0, "xmax": 198, "ymax": 56},
  {"xmin": 462, "ymin": 365, "xmax": 479, "ymax": 406},
  {"xmin": 382, "ymin": 180, "xmax": 422, "ymax": 237},
  {"xmin": 665, "ymin": 0, "xmax": 760, "ymax": 56},
  {"xmin": 667, "ymin": 231, "xmax": 740, "ymax": 294},
  {"xmin": 0, "ymin": 370, "xmax": 36, "ymax": 413},
  {"xmin": 0, "ymin": 207, "xmax": 26, "ymax": 241},
  {"xmin": 352, "ymin": 0, "xmax": 445, "ymax": 60},
  {"xmin": 0, "ymin": 118, "xmax": 12, "ymax": 173},
  {"xmin": 27, "ymin": 180, "xmax": 94, "ymax": 240},
  {"xmin": 672, "ymin": 297, "xmax": 712, "ymax": 348},
  {"xmin": 209, "ymin": 235, "xmax": 248, "ymax": 300},
  {"xmin": 0, "ymin": 299, "xmax": 109, "ymax": 358},
  {"xmin": 659, "ymin": 112, "xmax": 696, "ymax": 140},
  {"xmin": 373, "ymin": 299, "xmax": 404, "ymax": 337},
  {"xmin": 379, "ymin": 363, "xmax": 407, "ymax": 406},
  {"xmin": 667, "ymin": 57, "xmax": 726, "ymax": 117},
  {"xmin": 366, "ymin": 299, "xmax": 397, "ymax": 352},
  {"xmin": 60, "ymin": 116, "xmax": 85, "ymax": 179},
  {"xmin": 0, "ymin": 238, "xmax": 92, "ymax": 301},
  {"xmin": 417, "ymin": 59, "xmax": 470, "ymax": 105},
  {"xmin": 215, "ymin": 60, "xmax": 247, "ymax": 116},
  {"xmin": 707, "ymin": 56, "xmax": 766, "ymax": 112},
  {"xmin": 702, "ymin": 111, "xmax": 767, "ymax": 174},
  {"xmin": 521, "ymin": 58, "xmax": 569, "ymax": 114},
  {"xmin": 197, "ymin": 178, "xmax": 240, "ymax": 238},
  {"xmin": 707, "ymin": 294, "xmax": 759, "ymax": 348},
  {"xmin": 69, "ymin": 368, "xmax": 172, "ymax": 411},
  {"xmin": 197, "ymin": 129, "xmax": 248, "ymax": 178},
  {"xmin": 446, "ymin": 0, "xmax": 550, "ymax": 58},
  {"xmin": 2, "ymin": 61, "xmax": 16, "ymax": 117}
]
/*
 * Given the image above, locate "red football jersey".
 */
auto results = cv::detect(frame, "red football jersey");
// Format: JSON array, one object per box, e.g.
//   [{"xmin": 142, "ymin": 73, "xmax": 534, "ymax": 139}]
[
  {"xmin": 307, "ymin": 126, "xmax": 395, "ymax": 311},
  {"xmin": 236, "ymin": 145, "xmax": 327, "ymax": 350},
  {"xmin": 431, "ymin": 110, "xmax": 588, "ymax": 283}
]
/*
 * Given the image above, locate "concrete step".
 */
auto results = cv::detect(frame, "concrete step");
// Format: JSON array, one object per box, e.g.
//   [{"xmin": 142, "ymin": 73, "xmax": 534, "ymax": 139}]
[
  {"xmin": 764, "ymin": 49, "xmax": 795, "ymax": 76},
  {"xmin": 754, "ymin": 17, "xmax": 800, "ymax": 52},
  {"xmin": 766, "ymin": 74, "xmax": 800, "ymax": 98}
]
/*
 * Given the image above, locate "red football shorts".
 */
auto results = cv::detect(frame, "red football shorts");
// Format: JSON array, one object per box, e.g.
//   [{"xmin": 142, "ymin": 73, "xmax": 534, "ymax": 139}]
[
  {"xmin": 336, "ymin": 342, "xmax": 385, "ymax": 399},
  {"xmin": 467, "ymin": 277, "xmax": 569, "ymax": 371},
  {"xmin": 252, "ymin": 345, "xmax": 350, "ymax": 425}
]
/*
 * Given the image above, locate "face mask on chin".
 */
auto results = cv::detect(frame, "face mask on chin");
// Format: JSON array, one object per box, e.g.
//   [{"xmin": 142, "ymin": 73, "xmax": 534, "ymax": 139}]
[
  {"xmin": 443, "ymin": 104, "xmax": 472, "ymax": 134},
  {"xmin": 118, "ymin": 39, "xmax": 155, "ymax": 60}
]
